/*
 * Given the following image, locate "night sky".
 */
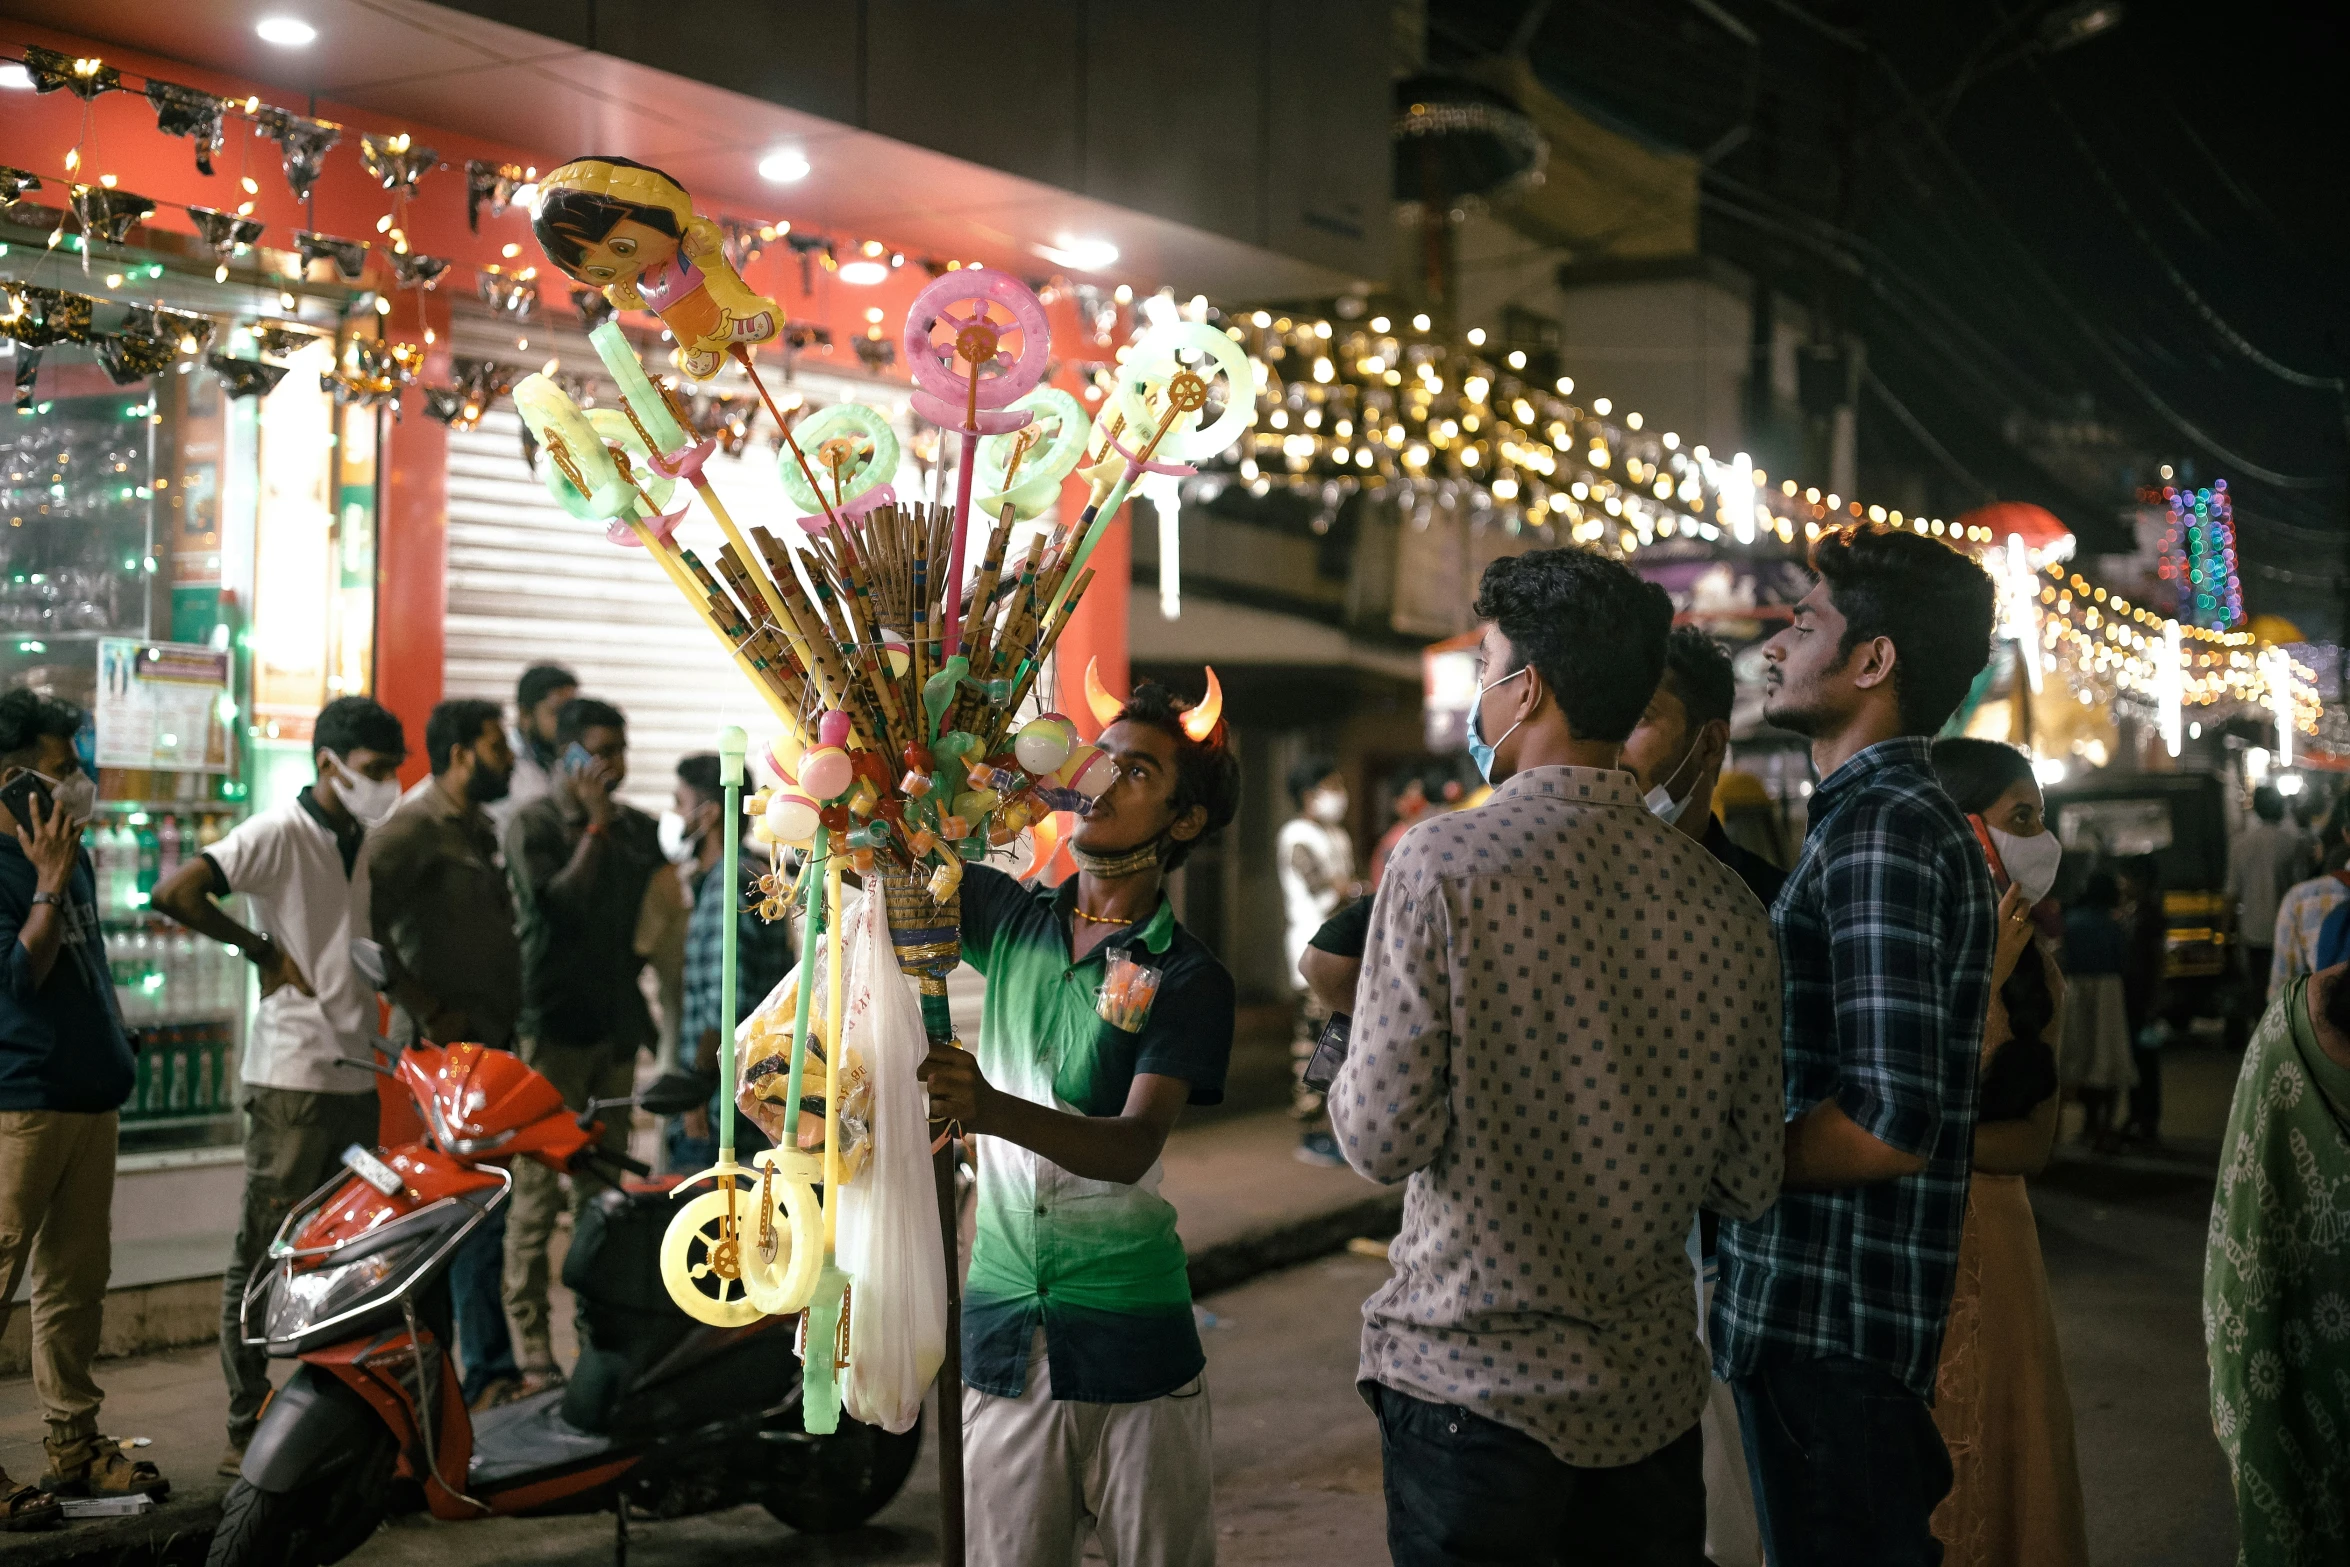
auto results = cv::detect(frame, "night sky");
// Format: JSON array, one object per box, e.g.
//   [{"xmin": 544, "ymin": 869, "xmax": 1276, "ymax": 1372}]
[{"xmin": 1428, "ymin": 0, "xmax": 2349, "ymax": 631}]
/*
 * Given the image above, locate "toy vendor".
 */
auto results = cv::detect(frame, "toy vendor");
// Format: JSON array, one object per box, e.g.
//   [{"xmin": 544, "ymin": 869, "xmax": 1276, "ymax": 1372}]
[{"xmin": 919, "ymin": 676, "xmax": 1240, "ymax": 1567}]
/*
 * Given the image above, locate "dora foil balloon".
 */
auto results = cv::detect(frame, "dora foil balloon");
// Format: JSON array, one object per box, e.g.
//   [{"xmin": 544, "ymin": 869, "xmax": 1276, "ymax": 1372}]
[{"xmin": 533, "ymin": 157, "xmax": 780, "ymax": 380}]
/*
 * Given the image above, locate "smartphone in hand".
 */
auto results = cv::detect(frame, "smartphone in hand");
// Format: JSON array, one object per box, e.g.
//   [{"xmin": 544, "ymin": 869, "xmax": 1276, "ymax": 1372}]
[
  {"xmin": 0, "ymin": 770, "xmax": 52, "ymax": 836},
  {"xmin": 561, "ymin": 741, "xmax": 596, "ymax": 776}
]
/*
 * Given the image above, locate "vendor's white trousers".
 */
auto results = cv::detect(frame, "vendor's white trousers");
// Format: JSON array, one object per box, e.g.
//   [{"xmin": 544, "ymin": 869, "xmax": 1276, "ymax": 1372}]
[{"xmin": 963, "ymin": 1328, "xmax": 1215, "ymax": 1567}]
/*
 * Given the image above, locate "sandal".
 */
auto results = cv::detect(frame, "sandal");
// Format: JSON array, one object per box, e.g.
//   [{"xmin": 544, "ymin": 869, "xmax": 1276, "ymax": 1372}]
[
  {"xmin": 0, "ymin": 1473, "xmax": 62, "ymax": 1532},
  {"xmin": 41, "ymin": 1438, "xmax": 170, "ymax": 1502}
]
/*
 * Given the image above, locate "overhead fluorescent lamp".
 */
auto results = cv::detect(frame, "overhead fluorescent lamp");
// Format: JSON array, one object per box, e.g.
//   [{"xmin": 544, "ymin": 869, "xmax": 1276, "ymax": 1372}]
[
  {"xmin": 255, "ymin": 17, "xmax": 318, "ymax": 46},
  {"xmin": 757, "ymin": 149, "xmax": 810, "ymax": 184},
  {"xmin": 1035, "ymin": 237, "xmax": 1119, "ymax": 272}
]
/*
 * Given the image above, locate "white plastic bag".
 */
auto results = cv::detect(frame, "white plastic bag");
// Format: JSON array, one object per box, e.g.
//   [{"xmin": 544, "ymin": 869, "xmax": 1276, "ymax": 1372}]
[{"xmin": 836, "ymin": 890, "xmax": 948, "ymax": 1434}]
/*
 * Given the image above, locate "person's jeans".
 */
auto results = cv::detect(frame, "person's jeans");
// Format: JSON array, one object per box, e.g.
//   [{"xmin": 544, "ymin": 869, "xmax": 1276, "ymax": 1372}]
[
  {"xmin": 1732, "ymin": 1355, "xmax": 1953, "ymax": 1567},
  {"xmin": 1365, "ymin": 1381, "xmax": 1707, "ymax": 1566},
  {"xmin": 450, "ymin": 1201, "xmax": 517, "ymax": 1401}
]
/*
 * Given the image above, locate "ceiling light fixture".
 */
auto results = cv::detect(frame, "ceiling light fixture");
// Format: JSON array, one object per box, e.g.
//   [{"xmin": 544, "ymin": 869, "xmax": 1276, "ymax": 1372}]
[
  {"xmin": 0, "ymin": 64, "xmax": 32, "ymax": 90},
  {"xmin": 255, "ymin": 17, "xmax": 318, "ymax": 46},
  {"xmin": 757, "ymin": 149, "xmax": 810, "ymax": 184},
  {"xmin": 1034, "ymin": 236, "xmax": 1119, "ymax": 273},
  {"xmin": 836, "ymin": 259, "xmax": 888, "ymax": 286}
]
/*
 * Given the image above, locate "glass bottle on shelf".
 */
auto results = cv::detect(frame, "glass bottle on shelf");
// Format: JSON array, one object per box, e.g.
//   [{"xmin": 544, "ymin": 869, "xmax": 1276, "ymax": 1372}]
[
  {"xmin": 157, "ymin": 814, "xmax": 182, "ymax": 888},
  {"xmin": 133, "ymin": 819, "xmax": 160, "ymax": 913}
]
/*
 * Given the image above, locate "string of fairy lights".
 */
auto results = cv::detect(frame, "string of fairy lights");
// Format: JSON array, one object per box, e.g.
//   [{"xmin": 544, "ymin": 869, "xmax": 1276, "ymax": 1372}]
[{"xmin": 1171, "ymin": 304, "xmax": 2319, "ymax": 747}]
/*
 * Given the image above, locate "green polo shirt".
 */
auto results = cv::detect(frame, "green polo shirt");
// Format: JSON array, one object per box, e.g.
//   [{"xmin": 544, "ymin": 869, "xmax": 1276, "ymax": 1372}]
[{"xmin": 958, "ymin": 865, "xmax": 1235, "ymax": 1403}]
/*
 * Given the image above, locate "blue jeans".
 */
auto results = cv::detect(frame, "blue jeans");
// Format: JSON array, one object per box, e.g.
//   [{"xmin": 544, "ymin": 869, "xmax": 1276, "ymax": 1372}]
[
  {"xmin": 450, "ymin": 1202, "xmax": 518, "ymax": 1400},
  {"xmin": 1732, "ymin": 1355, "xmax": 1953, "ymax": 1567},
  {"xmin": 1364, "ymin": 1382, "xmax": 1706, "ymax": 1566}
]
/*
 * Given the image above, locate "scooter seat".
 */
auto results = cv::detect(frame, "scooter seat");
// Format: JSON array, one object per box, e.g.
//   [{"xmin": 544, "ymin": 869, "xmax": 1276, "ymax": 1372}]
[{"xmin": 467, "ymin": 1385, "xmax": 613, "ymax": 1487}]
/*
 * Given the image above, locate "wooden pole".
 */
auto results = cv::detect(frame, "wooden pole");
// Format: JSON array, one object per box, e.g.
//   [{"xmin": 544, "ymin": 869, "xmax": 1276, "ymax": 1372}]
[{"xmin": 934, "ymin": 1139, "xmax": 964, "ymax": 1566}]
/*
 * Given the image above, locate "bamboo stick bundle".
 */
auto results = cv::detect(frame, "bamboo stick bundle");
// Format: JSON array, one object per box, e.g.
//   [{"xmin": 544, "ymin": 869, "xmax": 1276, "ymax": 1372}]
[{"xmin": 996, "ymin": 568, "xmax": 1094, "ymax": 746}]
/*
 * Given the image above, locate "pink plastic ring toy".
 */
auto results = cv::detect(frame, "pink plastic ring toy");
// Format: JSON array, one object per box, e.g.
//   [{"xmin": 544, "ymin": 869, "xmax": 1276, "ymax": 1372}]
[
  {"xmin": 910, "ymin": 388, "xmax": 1036, "ymax": 436},
  {"xmin": 901, "ymin": 270, "xmax": 1050, "ymax": 411}
]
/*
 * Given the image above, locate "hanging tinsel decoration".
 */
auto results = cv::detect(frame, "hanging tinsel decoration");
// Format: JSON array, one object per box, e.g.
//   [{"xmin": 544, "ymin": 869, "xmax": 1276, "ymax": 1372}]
[
  {"xmin": 0, "ymin": 167, "xmax": 43, "ymax": 203},
  {"xmin": 187, "ymin": 205, "xmax": 265, "ymax": 268},
  {"xmin": 206, "ymin": 353, "xmax": 290, "ymax": 400},
  {"xmin": 852, "ymin": 333, "xmax": 897, "ymax": 374},
  {"xmin": 2, "ymin": 286, "xmax": 95, "ymax": 347},
  {"xmin": 252, "ymin": 106, "xmax": 343, "ymax": 203},
  {"xmin": 96, "ymin": 306, "xmax": 181, "ymax": 385},
  {"xmin": 715, "ymin": 217, "xmax": 767, "ymax": 275},
  {"xmin": 13, "ymin": 345, "xmax": 41, "ymax": 410},
  {"xmin": 423, "ymin": 358, "xmax": 514, "ymax": 429},
  {"xmin": 570, "ymin": 286, "xmax": 615, "ymax": 331},
  {"xmin": 786, "ymin": 233, "xmax": 829, "ymax": 292},
  {"xmin": 388, "ymin": 251, "xmax": 451, "ymax": 290},
  {"xmin": 21, "ymin": 47, "xmax": 118, "ymax": 100},
  {"xmin": 476, "ymin": 265, "xmax": 539, "ymax": 320},
  {"xmin": 359, "ymin": 132, "xmax": 437, "ymax": 197},
  {"xmin": 250, "ymin": 322, "xmax": 319, "ymax": 360},
  {"xmin": 72, "ymin": 185, "xmax": 158, "ymax": 244},
  {"xmin": 784, "ymin": 322, "xmax": 832, "ymax": 353},
  {"xmin": 144, "ymin": 80, "xmax": 229, "ymax": 175},
  {"xmin": 295, "ymin": 231, "xmax": 370, "ymax": 281},
  {"xmin": 464, "ymin": 160, "xmax": 530, "ymax": 231}
]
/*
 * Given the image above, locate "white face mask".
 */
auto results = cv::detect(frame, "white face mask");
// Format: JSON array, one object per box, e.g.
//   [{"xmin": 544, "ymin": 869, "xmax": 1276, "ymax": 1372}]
[
  {"xmin": 1307, "ymin": 789, "xmax": 1347, "ymax": 825},
  {"xmin": 1987, "ymin": 824, "xmax": 2062, "ymax": 904},
  {"xmin": 658, "ymin": 809, "xmax": 691, "ymax": 863},
  {"xmin": 1641, "ymin": 742, "xmax": 1704, "ymax": 826},
  {"xmin": 28, "ymin": 767, "xmax": 96, "ymax": 826},
  {"xmin": 328, "ymin": 754, "xmax": 401, "ymax": 831}
]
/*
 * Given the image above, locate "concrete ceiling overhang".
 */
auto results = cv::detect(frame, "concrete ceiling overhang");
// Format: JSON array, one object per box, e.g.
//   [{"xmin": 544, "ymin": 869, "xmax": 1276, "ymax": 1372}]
[{"xmin": 0, "ymin": 0, "xmax": 1360, "ymax": 301}]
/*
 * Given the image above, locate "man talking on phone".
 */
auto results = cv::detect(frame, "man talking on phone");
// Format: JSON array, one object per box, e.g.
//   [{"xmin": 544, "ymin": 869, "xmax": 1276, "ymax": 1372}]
[
  {"xmin": 499, "ymin": 697, "xmax": 662, "ymax": 1383},
  {"xmin": 0, "ymin": 688, "xmax": 166, "ymax": 1518}
]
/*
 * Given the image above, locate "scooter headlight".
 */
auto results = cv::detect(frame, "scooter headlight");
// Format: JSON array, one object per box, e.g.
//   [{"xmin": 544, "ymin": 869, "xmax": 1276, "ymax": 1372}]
[{"xmin": 258, "ymin": 1198, "xmax": 477, "ymax": 1346}]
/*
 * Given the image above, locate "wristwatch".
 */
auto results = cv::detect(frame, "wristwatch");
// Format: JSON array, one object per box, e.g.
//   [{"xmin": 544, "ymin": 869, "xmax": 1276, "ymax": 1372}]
[{"xmin": 30, "ymin": 891, "xmax": 63, "ymax": 908}]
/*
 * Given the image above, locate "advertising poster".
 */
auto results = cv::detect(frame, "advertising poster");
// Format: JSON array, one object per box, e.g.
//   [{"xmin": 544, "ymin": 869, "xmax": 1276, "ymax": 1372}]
[{"xmin": 96, "ymin": 638, "xmax": 233, "ymax": 773}]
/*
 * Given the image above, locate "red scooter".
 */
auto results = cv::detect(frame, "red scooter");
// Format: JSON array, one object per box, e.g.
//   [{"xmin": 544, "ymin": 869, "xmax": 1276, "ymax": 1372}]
[{"xmin": 206, "ymin": 1042, "xmax": 919, "ymax": 1567}]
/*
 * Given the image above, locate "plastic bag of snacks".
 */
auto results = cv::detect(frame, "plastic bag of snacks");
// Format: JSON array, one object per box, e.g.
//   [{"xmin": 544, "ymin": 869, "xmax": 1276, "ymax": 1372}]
[
  {"xmin": 837, "ymin": 891, "xmax": 948, "ymax": 1433},
  {"xmin": 734, "ymin": 923, "xmax": 873, "ymax": 1185}
]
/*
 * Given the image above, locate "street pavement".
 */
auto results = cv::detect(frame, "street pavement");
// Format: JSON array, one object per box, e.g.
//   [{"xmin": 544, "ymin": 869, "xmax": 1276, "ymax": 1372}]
[{"xmin": 0, "ymin": 1046, "xmax": 2250, "ymax": 1564}]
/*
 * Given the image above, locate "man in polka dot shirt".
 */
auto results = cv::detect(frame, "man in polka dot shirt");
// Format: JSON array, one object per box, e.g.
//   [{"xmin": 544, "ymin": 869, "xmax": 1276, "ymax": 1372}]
[{"xmin": 1333, "ymin": 548, "xmax": 1785, "ymax": 1566}]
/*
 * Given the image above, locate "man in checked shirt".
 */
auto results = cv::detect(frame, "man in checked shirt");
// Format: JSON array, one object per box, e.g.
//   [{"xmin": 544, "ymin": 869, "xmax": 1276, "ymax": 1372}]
[
  {"xmin": 1333, "ymin": 548, "xmax": 1786, "ymax": 1566},
  {"xmin": 1712, "ymin": 522, "xmax": 2000, "ymax": 1567}
]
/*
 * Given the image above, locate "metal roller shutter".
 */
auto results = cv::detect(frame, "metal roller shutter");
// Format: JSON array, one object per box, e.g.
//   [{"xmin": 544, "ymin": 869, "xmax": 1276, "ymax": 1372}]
[{"xmin": 441, "ymin": 306, "xmax": 920, "ymax": 809}]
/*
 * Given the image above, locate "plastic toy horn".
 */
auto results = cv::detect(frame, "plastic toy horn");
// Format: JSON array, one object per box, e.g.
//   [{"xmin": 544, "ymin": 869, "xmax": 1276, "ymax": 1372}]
[
  {"xmin": 902, "ymin": 269, "xmax": 1050, "ymax": 657},
  {"xmin": 779, "ymin": 402, "xmax": 901, "ymax": 526},
  {"xmin": 660, "ymin": 726, "xmax": 764, "ymax": 1328}
]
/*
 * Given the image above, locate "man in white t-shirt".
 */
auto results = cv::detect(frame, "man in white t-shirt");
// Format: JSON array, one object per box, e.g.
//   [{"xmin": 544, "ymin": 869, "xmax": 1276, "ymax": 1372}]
[{"xmin": 151, "ymin": 696, "xmax": 407, "ymax": 1477}]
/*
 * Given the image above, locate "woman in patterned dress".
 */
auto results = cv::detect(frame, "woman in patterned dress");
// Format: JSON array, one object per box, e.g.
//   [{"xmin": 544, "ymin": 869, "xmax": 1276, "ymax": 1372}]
[{"xmin": 2205, "ymin": 962, "xmax": 2350, "ymax": 1565}]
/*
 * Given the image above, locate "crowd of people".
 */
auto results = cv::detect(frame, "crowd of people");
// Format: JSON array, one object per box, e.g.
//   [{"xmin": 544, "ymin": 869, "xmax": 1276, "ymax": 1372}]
[
  {"xmin": 0, "ymin": 660, "xmax": 805, "ymax": 1520},
  {"xmin": 0, "ymin": 519, "xmax": 2338, "ymax": 1562}
]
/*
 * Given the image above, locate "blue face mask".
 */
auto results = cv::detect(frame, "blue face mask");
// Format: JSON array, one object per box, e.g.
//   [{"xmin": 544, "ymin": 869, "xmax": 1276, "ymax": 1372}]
[{"xmin": 1465, "ymin": 666, "xmax": 1530, "ymax": 785}]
